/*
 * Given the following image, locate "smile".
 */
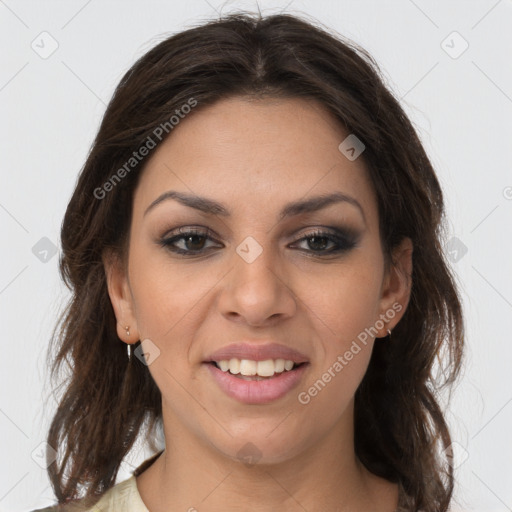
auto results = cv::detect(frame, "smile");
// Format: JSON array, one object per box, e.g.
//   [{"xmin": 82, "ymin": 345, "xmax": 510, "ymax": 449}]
[{"xmin": 205, "ymin": 360, "xmax": 309, "ymax": 404}]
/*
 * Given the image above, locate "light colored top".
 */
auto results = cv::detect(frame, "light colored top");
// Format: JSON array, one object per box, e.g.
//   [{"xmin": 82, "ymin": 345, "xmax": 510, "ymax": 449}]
[
  {"xmin": 86, "ymin": 475, "xmax": 149, "ymax": 512},
  {"xmin": 30, "ymin": 475, "xmax": 149, "ymax": 512}
]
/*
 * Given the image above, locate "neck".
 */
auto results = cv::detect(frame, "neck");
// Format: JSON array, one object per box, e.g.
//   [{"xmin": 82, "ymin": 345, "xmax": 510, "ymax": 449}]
[{"xmin": 135, "ymin": 404, "xmax": 397, "ymax": 511}]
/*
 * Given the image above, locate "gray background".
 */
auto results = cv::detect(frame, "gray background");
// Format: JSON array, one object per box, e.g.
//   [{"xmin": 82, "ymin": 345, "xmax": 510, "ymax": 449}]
[{"xmin": 1, "ymin": 0, "xmax": 511, "ymax": 510}]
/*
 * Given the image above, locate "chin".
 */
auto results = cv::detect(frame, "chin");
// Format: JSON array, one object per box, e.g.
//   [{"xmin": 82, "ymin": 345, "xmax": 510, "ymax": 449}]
[{"xmin": 210, "ymin": 430, "xmax": 310, "ymax": 468}]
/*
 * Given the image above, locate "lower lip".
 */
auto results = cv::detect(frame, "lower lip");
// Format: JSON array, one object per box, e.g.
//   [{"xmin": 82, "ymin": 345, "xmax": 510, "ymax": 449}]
[{"xmin": 205, "ymin": 363, "xmax": 309, "ymax": 405}]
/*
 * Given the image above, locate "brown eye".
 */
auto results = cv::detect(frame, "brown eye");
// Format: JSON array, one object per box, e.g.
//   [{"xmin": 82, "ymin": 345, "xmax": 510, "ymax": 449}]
[
  {"xmin": 290, "ymin": 228, "xmax": 358, "ymax": 255},
  {"xmin": 183, "ymin": 234, "xmax": 207, "ymax": 251},
  {"xmin": 159, "ymin": 227, "xmax": 222, "ymax": 255},
  {"xmin": 306, "ymin": 235, "xmax": 331, "ymax": 251}
]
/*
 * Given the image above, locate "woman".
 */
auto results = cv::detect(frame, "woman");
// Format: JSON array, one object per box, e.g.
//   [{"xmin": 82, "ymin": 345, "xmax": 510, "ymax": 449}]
[{"xmin": 33, "ymin": 11, "xmax": 464, "ymax": 512}]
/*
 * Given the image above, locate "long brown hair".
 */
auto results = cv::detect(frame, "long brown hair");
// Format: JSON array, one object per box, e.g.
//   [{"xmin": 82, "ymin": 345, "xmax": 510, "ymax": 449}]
[{"xmin": 45, "ymin": 12, "xmax": 464, "ymax": 510}]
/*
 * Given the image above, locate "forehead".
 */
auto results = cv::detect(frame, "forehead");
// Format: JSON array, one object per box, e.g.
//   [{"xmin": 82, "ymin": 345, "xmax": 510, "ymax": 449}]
[{"xmin": 133, "ymin": 96, "xmax": 378, "ymax": 226}]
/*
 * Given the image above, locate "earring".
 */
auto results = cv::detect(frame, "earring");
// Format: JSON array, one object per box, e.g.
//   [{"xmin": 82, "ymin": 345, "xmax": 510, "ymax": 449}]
[
  {"xmin": 387, "ymin": 329, "xmax": 392, "ymax": 338},
  {"xmin": 125, "ymin": 326, "xmax": 130, "ymax": 337},
  {"xmin": 126, "ymin": 343, "xmax": 132, "ymax": 362}
]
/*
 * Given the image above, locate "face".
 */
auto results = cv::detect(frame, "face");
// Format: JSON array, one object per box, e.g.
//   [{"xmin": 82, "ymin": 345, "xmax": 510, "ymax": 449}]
[{"xmin": 105, "ymin": 96, "xmax": 412, "ymax": 466}]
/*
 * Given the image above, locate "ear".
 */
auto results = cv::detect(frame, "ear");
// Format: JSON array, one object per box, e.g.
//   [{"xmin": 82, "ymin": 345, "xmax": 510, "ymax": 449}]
[
  {"xmin": 375, "ymin": 237, "xmax": 413, "ymax": 337},
  {"xmin": 103, "ymin": 249, "xmax": 140, "ymax": 345}
]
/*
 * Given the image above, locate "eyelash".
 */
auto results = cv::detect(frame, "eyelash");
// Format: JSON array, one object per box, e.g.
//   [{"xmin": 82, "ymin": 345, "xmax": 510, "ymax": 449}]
[{"xmin": 158, "ymin": 226, "xmax": 358, "ymax": 257}]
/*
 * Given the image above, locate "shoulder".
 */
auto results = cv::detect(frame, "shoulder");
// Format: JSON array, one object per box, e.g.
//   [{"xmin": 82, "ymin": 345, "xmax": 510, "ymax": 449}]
[{"xmin": 29, "ymin": 475, "xmax": 146, "ymax": 512}]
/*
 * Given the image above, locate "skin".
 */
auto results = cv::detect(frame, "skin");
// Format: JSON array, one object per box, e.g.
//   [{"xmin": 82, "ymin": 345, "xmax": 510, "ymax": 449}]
[{"xmin": 104, "ymin": 96, "xmax": 413, "ymax": 511}]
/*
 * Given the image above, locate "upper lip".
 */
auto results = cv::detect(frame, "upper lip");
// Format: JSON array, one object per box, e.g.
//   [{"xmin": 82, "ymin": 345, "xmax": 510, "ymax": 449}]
[{"xmin": 205, "ymin": 342, "xmax": 310, "ymax": 363}]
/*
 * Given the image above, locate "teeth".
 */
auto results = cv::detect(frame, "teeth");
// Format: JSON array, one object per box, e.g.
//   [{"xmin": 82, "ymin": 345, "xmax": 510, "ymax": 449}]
[
  {"xmin": 274, "ymin": 359, "xmax": 285, "ymax": 373},
  {"xmin": 240, "ymin": 359, "xmax": 257, "ymax": 376},
  {"xmin": 228, "ymin": 358, "xmax": 240, "ymax": 374},
  {"xmin": 218, "ymin": 360, "xmax": 230, "ymax": 372},
  {"xmin": 256, "ymin": 359, "xmax": 275, "ymax": 377},
  {"xmin": 214, "ymin": 358, "xmax": 299, "ymax": 377}
]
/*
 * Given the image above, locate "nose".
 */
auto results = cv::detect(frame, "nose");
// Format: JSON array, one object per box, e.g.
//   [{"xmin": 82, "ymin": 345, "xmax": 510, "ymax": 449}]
[{"xmin": 217, "ymin": 240, "xmax": 297, "ymax": 327}]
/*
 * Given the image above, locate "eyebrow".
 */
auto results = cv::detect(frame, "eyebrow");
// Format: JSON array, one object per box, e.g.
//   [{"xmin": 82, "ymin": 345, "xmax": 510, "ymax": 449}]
[{"xmin": 144, "ymin": 190, "xmax": 366, "ymax": 223}]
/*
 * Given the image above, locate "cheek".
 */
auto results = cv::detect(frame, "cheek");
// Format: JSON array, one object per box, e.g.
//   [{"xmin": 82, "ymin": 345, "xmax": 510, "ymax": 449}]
[
  {"xmin": 127, "ymin": 252, "xmax": 210, "ymax": 407},
  {"xmin": 298, "ymin": 286, "xmax": 377, "ymax": 425},
  {"xmin": 128, "ymin": 241, "xmax": 220, "ymax": 338},
  {"xmin": 302, "ymin": 261, "xmax": 383, "ymax": 341},
  {"xmin": 296, "ymin": 261, "xmax": 382, "ymax": 405}
]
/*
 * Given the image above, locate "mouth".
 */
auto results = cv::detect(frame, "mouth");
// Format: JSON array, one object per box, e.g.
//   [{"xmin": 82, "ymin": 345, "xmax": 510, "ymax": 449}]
[
  {"xmin": 204, "ymin": 359, "xmax": 310, "ymax": 404},
  {"xmin": 207, "ymin": 359, "xmax": 307, "ymax": 380}
]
